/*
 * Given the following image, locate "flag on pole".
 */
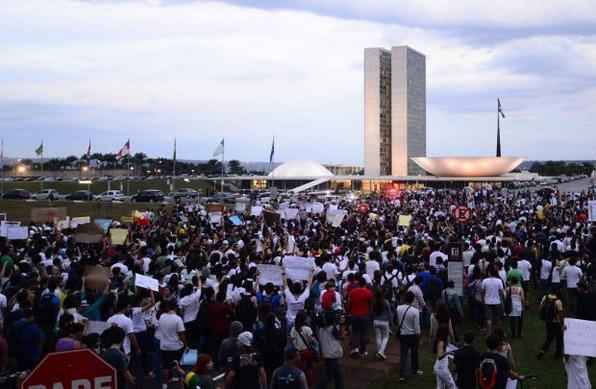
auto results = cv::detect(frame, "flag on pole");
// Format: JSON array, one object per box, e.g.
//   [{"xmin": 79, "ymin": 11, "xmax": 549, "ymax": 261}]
[
  {"xmin": 35, "ymin": 141, "xmax": 44, "ymax": 156},
  {"xmin": 269, "ymin": 137, "xmax": 275, "ymax": 164},
  {"xmin": 116, "ymin": 139, "xmax": 130, "ymax": 160},
  {"xmin": 212, "ymin": 139, "xmax": 224, "ymax": 158},
  {"xmin": 86, "ymin": 139, "xmax": 91, "ymax": 160},
  {"xmin": 498, "ymin": 98, "xmax": 506, "ymax": 118}
]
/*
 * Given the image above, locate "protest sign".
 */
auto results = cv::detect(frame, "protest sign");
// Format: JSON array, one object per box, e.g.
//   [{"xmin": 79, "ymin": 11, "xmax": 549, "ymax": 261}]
[
  {"xmin": 251, "ymin": 206, "xmax": 263, "ymax": 217},
  {"xmin": 283, "ymin": 256, "xmax": 314, "ymax": 281},
  {"xmin": 282, "ymin": 208, "xmax": 299, "ymax": 220},
  {"xmin": 110, "ymin": 228, "xmax": 128, "ymax": 245},
  {"xmin": 207, "ymin": 203, "xmax": 225, "ymax": 213},
  {"xmin": 564, "ymin": 318, "xmax": 596, "ymax": 357},
  {"xmin": 135, "ymin": 273, "xmax": 159, "ymax": 292},
  {"xmin": 209, "ymin": 212, "xmax": 222, "ymax": 225},
  {"xmin": 7, "ymin": 225, "xmax": 28, "ymax": 240},
  {"xmin": 0, "ymin": 221, "xmax": 20, "ymax": 237},
  {"xmin": 235, "ymin": 199, "xmax": 249, "ymax": 213},
  {"xmin": 70, "ymin": 216, "xmax": 91, "ymax": 229},
  {"xmin": 398, "ymin": 215, "xmax": 412, "ymax": 226},
  {"xmin": 447, "ymin": 261, "xmax": 464, "ymax": 296},
  {"xmin": 120, "ymin": 216, "xmax": 133, "ymax": 224},
  {"xmin": 588, "ymin": 200, "xmax": 596, "ymax": 222},
  {"xmin": 229, "ymin": 215, "xmax": 242, "ymax": 226},
  {"xmin": 95, "ymin": 219, "xmax": 113, "ymax": 233},
  {"xmin": 31, "ymin": 207, "xmax": 67, "ymax": 223},
  {"xmin": 264, "ymin": 210, "xmax": 281, "ymax": 226},
  {"xmin": 57, "ymin": 218, "xmax": 71, "ymax": 231},
  {"xmin": 326, "ymin": 210, "xmax": 346, "ymax": 227},
  {"xmin": 257, "ymin": 264, "xmax": 284, "ymax": 286}
]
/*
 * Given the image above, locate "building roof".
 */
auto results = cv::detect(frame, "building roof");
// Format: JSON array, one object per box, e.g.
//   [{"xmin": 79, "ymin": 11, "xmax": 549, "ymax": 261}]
[
  {"xmin": 412, "ymin": 157, "xmax": 525, "ymax": 177},
  {"xmin": 269, "ymin": 160, "xmax": 334, "ymax": 179}
]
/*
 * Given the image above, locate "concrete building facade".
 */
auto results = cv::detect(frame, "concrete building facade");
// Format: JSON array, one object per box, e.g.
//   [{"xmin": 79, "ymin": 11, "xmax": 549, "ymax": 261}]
[{"xmin": 364, "ymin": 46, "xmax": 426, "ymax": 176}]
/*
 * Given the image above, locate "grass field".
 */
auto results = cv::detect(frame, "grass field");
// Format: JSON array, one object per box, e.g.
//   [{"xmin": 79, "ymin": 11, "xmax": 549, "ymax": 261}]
[
  {"xmin": 372, "ymin": 291, "xmax": 596, "ymax": 389},
  {"xmin": 0, "ymin": 178, "xmax": 213, "ymax": 196}
]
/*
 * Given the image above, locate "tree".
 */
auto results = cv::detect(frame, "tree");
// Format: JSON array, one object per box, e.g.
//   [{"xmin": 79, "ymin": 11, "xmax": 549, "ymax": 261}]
[{"xmin": 228, "ymin": 160, "xmax": 246, "ymax": 175}]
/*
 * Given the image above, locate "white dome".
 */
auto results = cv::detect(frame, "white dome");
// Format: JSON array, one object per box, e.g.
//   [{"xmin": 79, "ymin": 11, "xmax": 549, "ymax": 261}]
[{"xmin": 269, "ymin": 160, "xmax": 334, "ymax": 178}]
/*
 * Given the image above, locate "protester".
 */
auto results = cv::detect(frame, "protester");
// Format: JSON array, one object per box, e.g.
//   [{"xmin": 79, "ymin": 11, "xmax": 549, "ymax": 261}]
[
  {"xmin": 397, "ymin": 291, "xmax": 422, "ymax": 382},
  {"xmin": 270, "ymin": 347, "xmax": 309, "ymax": 389},
  {"xmin": 453, "ymin": 332, "xmax": 480, "ymax": 389}
]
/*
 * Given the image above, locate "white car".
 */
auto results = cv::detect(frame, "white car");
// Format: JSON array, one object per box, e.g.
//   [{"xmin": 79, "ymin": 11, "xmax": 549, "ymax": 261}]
[
  {"xmin": 97, "ymin": 190, "xmax": 125, "ymax": 202},
  {"xmin": 32, "ymin": 189, "xmax": 59, "ymax": 200}
]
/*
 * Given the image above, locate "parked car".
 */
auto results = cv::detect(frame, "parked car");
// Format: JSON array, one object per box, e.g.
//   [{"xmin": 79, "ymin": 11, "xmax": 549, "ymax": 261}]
[
  {"xmin": 2, "ymin": 189, "xmax": 32, "ymax": 200},
  {"xmin": 66, "ymin": 190, "xmax": 95, "ymax": 201},
  {"xmin": 32, "ymin": 189, "xmax": 60, "ymax": 200},
  {"xmin": 97, "ymin": 190, "xmax": 125, "ymax": 202},
  {"xmin": 131, "ymin": 189, "xmax": 165, "ymax": 203},
  {"xmin": 171, "ymin": 188, "xmax": 199, "ymax": 200}
]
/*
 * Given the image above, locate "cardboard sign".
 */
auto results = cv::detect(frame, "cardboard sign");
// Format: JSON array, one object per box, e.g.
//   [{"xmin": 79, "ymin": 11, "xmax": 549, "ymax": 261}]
[
  {"xmin": 110, "ymin": 228, "xmax": 128, "ymax": 245},
  {"xmin": 564, "ymin": 318, "xmax": 596, "ymax": 357},
  {"xmin": 257, "ymin": 264, "xmax": 284, "ymax": 286},
  {"xmin": 398, "ymin": 215, "xmax": 412, "ymax": 226},
  {"xmin": 31, "ymin": 207, "xmax": 67, "ymax": 223},
  {"xmin": 71, "ymin": 216, "xmax": 91, "ymax": 229},
  {"xmin": 264, "ymin": 210, "xmax": 281, "ymax": 226},
  {"xmin": 251, "ymin": 206, "xmax": 263, "ymax": 217},
  {"xmin": 207, "ymin": 203, "xmax": 225, "ymax": 213},
  {"xmin": 283, "ymin": 256, "xmax": 314, "ymax": 281},
  {"xmin": 135, "ymin": 273, "xmax": 159, "ymax": 292}
]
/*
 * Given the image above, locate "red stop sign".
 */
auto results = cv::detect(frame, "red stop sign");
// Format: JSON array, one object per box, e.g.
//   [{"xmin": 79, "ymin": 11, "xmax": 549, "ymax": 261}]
[{"xmin": 22, "ymin": 349, "xmax": 117, "ymax": 389}]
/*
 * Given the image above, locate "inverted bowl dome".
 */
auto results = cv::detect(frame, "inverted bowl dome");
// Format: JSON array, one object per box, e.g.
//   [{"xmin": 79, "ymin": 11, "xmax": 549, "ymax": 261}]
[
  {"xmin": 269, "ymin": 160, "xmax": 334, "ymax": 178},
  {"xmin": 412, "ymin": 157, "xmax": 525, "ymax": 177}
]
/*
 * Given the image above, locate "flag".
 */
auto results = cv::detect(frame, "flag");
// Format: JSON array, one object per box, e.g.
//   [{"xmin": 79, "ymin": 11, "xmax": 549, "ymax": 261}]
[
  {"xmin": 212, "ymin": 138, "xmax": 224, "ymax": 158},
  {"xmin": 86, "ymin": 139, "xmax": 91, "ymax": 160},
  {"xmin": 116, "ymin": 139, "xmax": 130, "ymax": 160},
  {"xmin": 269, "ymin": 137, "xmax": 275, "ymax": 164},
  {"xmin": 498, "ymin": 98, "xmax": 506, "ymax": 119},
  {"xmin": 35, "ymin": 141, "xmax": 44, "ymax": 156}
]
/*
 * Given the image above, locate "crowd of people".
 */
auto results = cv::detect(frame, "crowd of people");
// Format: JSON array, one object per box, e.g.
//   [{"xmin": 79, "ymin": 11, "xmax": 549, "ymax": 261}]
[{"xmin": 0, "ymin": 185, "xmax": 595, "ymax": 389}]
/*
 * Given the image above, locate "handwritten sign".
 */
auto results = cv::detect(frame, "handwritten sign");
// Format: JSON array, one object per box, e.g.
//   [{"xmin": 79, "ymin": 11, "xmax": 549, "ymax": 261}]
[
  {"xmin": 564, "ymin": 318, "xmax": 596, "ymax": 357},
  {"xmin": 398, "ymin": 215, "xmax": 412, "ymax": 227},
  {"xmin": 110, "ymin": 228, "xmax": 128, "ymax": 245},
  {"xmin": 70, "ymin": 216, "xmax": 91, "ymax": 229},
  {"xmin": 257, "ymin": 264, "xmax": 284, "ymax": 286},
  {"xmin": 135, "ymin": 273, "xmax": 160, "ymax": 292},
  {"xmin": 7, "ymin": 226, "xmax": 28, "ymax": 240},
  {"xmin": 283, "ymin": 256, "xmax": 314, "ymax": 282}
]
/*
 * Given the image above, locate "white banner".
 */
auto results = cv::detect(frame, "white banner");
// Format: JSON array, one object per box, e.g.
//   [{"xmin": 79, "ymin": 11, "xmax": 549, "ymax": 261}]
[
  {"xmin": 283, "ymin": 256, "xmax": 314, "ymax": 281},
  {"xmin": 564, "ymin": 318, "xmax": 596, "ymax": 357},
  {"xmin": 7, "ymin": 226, "xmax": 28, "ymax": 240},
  {"xmin": 70, "ymin": 216, "xmax": 91, "ymax": 229},
  {"xmin": 257, "ymin": 264, "xmax": 284, "ymax": 286},
  {"xmin": 0, "ymin": 221, "xmax": 20, "ymax": 237},
  {"xmin": 135, "ymin": 273, "xmax": 160, "ymax": 292},
  {"xmin": 282, "ymin": 208, "xmax": 300, "ymax": 220}
]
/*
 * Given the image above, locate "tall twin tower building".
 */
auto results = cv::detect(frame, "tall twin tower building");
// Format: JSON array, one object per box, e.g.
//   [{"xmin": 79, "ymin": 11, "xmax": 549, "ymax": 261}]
[{"xmin": 364, "ymin": 46, "xmax": 427, "ymax": 176}]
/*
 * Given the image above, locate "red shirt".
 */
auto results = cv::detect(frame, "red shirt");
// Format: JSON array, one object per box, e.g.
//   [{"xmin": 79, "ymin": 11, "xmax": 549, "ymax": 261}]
[{"xmin": 349, "ymin": 287, "xmax": 373, "ymax": 317}]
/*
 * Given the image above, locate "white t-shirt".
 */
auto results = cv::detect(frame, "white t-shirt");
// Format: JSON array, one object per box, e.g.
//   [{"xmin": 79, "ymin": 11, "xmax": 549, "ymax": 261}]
[
  {"xmin": 178, "ymin": 289, "xmax": 202, "ymax": 323},
  {"xmin": 107, "ymin": 313, "xmax": 134, "ymax": 355},
  {"xmin": 285, "ymin": 287, "xmax": 310, "ymax": 323},
  {"xmin": 482, "ymin": 277, "xmax": 504, "ymax": 305},
  {"xmin": 0, "ymin": 293, "xmax": 7, "ymax": 323},
  {"xmin": 429, "ymin": 251, "xmax": 448, "ymax": 268},
  {"xmin": 157, "ymin": 312, "xmax": 185, "ymax": 351},
  {"xmin": 322, "ymin": 262, "xmax": 338, "ymax": 281},
  {"xmin": 518, "ymin": 260, "xmax": 532, "ymax": 281},
  {"xmin": 540, "ymin": 259, "xmax": 553, "ymax": 280},
  {"xmin": 563, "ymin": 265, "xmax": 583, "ymax": 289},
  {"xmin": 365, "ymin": 260, "xmax": 380, "ymax": 280},
  {"xmin": 131, "ymin": 307, "xmax": 147, "ymax": 333}
]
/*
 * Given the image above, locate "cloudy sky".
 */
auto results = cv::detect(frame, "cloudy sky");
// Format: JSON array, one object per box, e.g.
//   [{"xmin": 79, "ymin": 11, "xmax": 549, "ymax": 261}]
[{"xmin": 2, "ymin": 0, "xmax": 596, "ymax": 163}]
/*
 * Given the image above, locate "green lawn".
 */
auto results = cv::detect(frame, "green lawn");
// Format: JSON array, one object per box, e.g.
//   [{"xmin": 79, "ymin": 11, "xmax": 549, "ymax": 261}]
[
  {"xmin": 0, "ymin": 178, "xmax": 213, "ymax": 195},
  {"xmin": 372, "ymin": 291, "xmax": 596, "ymax": 388}
]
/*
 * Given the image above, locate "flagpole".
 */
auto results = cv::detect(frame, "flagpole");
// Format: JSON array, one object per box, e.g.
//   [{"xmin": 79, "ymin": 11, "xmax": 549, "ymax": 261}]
[
  {"xmin": 496, "ymin": 99, "xmax": 501, "ymax": 158},
  {"xmin": 0, "ymin": 139, "xmax": 4, "ymax": 197},
  {"xmin": 172, "ymin": 138, "xmax": 176, "ymax": 193},
  {"xmin": 221, "ymin": 140, "xmax": 225, "ymax": 193},
  {"xmin": 127, "ymin": 140, "xmax": 131, "ymax": 195},
  {"xmin": 40, "ymin": 140, "xmax": 44, "ymax": 192}
]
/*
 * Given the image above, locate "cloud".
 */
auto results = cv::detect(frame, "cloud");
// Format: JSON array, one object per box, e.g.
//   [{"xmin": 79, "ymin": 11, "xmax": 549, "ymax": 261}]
[{"xmin": 1, "ymin": 0, "xmax": 596, "ymax": 162}]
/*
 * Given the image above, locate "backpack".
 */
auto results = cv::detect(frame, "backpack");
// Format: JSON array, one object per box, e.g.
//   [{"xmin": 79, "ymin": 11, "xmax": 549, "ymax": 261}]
[
  {"xmin": 478, "ymin": 357, "xmax": 498, "ymax": 389},
  {"xmin": 237, "ymin": 294, "xmax": 257, "ymax": 330},
  {"xmin": 540, "ymin": 298, "xmax": 557, "ymax": 322},
  {"xmin": 271, "ymin": 365, "xmax": 303, "ymax": 389},
  {"xmin": 382, "ymin": 273, "xmax": 398, "ymax": 301},
  {"xmin": 36, "ymin": 292, "xmax": 60, "ymax": 328}
]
